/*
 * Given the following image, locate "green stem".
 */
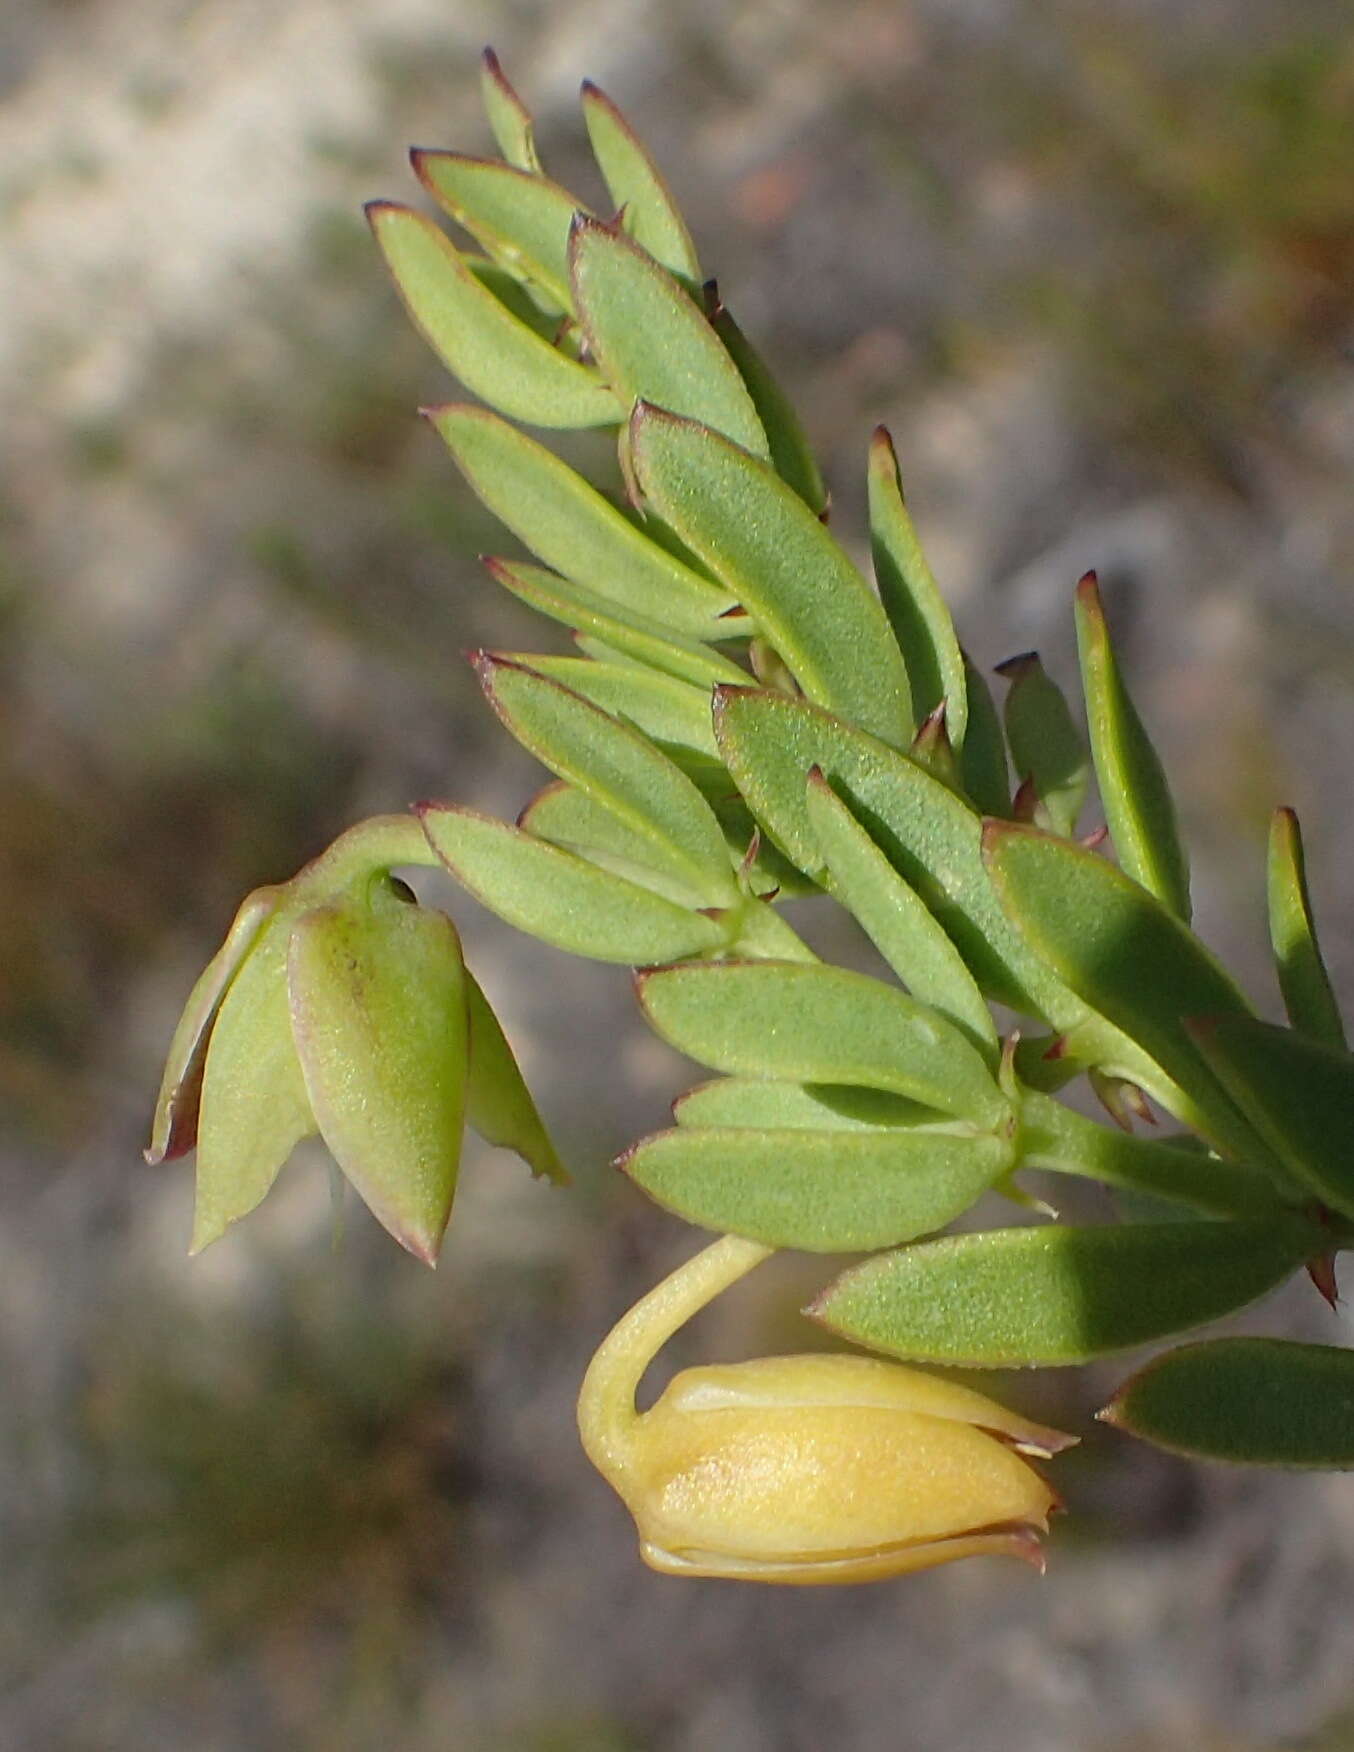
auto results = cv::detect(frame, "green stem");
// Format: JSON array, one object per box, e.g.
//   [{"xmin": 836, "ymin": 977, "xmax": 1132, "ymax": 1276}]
[
  {"xmin": 1020, "ymin": 1090, "xmax": 1290, "ymax": 1221},
  {"xmin": 577, "ymin": 1233, "xmax": 773, "ymax": 1475}
]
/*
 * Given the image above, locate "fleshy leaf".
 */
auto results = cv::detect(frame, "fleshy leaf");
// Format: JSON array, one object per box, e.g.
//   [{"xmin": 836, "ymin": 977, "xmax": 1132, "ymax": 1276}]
[
  {"xmin": 464, "ymin": 971, "xmax": 566, "ymax": 1184},
  {"xmin": 480, "ymin": 48, "xmax": 542, "ymax": 173},
  {"xmin": 958, "ymin": 653, "xmax": 1011, "ymax": 817},
  {"xmin": 805, "ymin": 767, "xmax": 997, "ymax": 1060},
  {"xmin": 474, "ymin": 655, "xmax": 735, "ymax": 902},
  {"xmin": 520, "ymin": 780, "xmax": 707, "ymax": 906},
  {"xmin": 420, "ymin": 803, "xmax": 727, "ymax": 964},
  {"xmin": 711, "ymin": 687, "xmax": 1092, "ymax": 1027},
  {"xmin": 1019, "ymin": 1090, "xmax": 1288, "ymax": 1220},
  {"xmin": 426, "ymin": 404, "xmax": 731, "ymax": 635},
  {"xmin": 193, "ymin": 912, "xmax": 317, "ymax": 1254},
  {"xmin": 982, "ymin": 821, "xmax": 1275, "ymax": 1166},
  {"xmin": 483, "ymin": 559, "xmax": 746, "ymax": 689},
  {"xmin": 1102, "ymin": 1338, "xmax": 1354, "ymax": 1467},
  {"xmin": 867, "ymin": 427, "xmax": 967, "ymax": 745},
  {"xmin": 147, "ymin": 886, "xmax": 280, "ymax": 1164},
  {"xmin": 673, "ymin": 1077, "xmax": 931, "ymax": 1131},
  {"xmin": 637, "ymin": 961, "xmax": 1011, "ymax": 1128},
  {"xmin": 287, "ymin": 884, "xmax": 468, "ymax": 1265},
  {"xmin": 1267, "ymin": 807, "xmax": 1344, "ymax": 1047},
  {"xmin": 463, "ymin": 256, "xmax": 559, "ymax": 339},
  {"xmin": 413, "ymin": 152, "xmax": 587, "ymax": 311},
  {"xmin": 1075, "ymin": 572, "xmax": 1191, "ymax": 920},
  {"xmin": 811, "ymin": 1219, "xmax": 1313, "ymax": 1367},
  {"xmin": 622, "ymin": 1125, "xmax": 1012, "ymax": 1252},
  {"xmin": 1186, "ymin": 1016, "xmax": 1354, "ymax": 1222},
  {"xmin": 630, "ymin": 409, "xmax": 912, "ymax": 746},
  {"xmin": 569, "ymin": 217, "xmax": 768, "ymax": 456},
  {"xmin": 995, "ymin": 652, "xmax": 1089, "ymax": 838},
  {"xmin": 504, "ymin": 653, "xmax": 720, "ymax": 761},
  {"xmin": 708, "ymin": 299, "xmax": 827, "ymax": 513},
  {"xmin": 366, "ymin": 204, "xmax": 620, "ymax": 428},
  {"xmin": 580, "ymin": 80, "xmax": 701, "ymax": 283}
]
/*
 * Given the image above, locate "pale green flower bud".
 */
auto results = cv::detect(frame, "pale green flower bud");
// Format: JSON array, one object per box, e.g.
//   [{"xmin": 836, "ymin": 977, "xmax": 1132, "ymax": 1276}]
[
  {"xmin": 148, "ymin": 815, "xmax": 562, "ymax": 1263},
  {"xmin": 579, "ymin": 1236, "xmax": 1072, "ymax": 1583}
]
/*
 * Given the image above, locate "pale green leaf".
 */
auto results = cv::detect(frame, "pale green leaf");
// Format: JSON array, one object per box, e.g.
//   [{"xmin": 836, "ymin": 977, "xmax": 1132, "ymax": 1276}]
[
  {"xmin": 413, "ymin": 151, "xmax": 585, "ymax": 311},
  {"xmin": 503, "ymin": 652, "xmax": 720, "ymax": 761},
  {"xmin": 569, "ymin": 218, "xmax": 768, "ymax": 456},
  {"xmin": 623, "ymin": 1124, "xmax": 1011, "ymax": 1251},
  {"xmin": 958, "ymin": 652, "xmax": 1011, "ymax": 817},
  {"xmin": 464, "ymin": 970, "xmax": 566, "ymax": 1183},
  {"xmin": 367, "ymin": 204, "xmax": 620, "ymax": 428},
  {"xmin": 420, "ymin": 804, "xmax": 727, "ymax": 964},
  {"xmin": 427, "ymin": 404, "xmax": 732, "ymax": 635},
  {"xmin": 580, "ymin": 80, "xmax": 701, "ymax": 282},
  {"xmin": 637, "ymin": 960, "xmax": 1011, "ymax": 1127},
  {"xmin": 480, "ymin": 48, "xmax": 542, "ymax": 173},
  {"xmin": 996, "ymin": 651, "xmax": 1089, "ymax": 837},
  {"xmin": 673, "ymin": 1077, "xmax": 931, "ymax": 1131},
  {"xmin": 630, "ymin": 409, "xmax": 912, "ymax": 746}
]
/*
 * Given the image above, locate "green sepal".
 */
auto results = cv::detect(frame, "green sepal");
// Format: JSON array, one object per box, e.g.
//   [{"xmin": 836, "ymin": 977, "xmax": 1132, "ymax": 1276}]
[
  {"xmin": 483, "ymin": 558, "xmax": 746, "ymax": 689},
  {"xmin": 147, "ymin": 885, "xmax": 280, "ymax": 1165},
  {"xmin": 995, "ymin": 652, "xmax": 1090, "ymax": 838},
  {"xmin": 191, "ymin": 909, "xmax": 316, "ymax": 1253},
  {"xmin": 709, "ymin": 300, "xmax": 827, "ymax": 513},
  {"xmin": 474, "ymin": 654, "xmax": 735, "ymax": 903},
  {"xmin": 637, "ymin": 960, "xmax": 1011, "ymax": 1127},
  {"xmin": 287, "ymin": 883, "xmax": 469, "ymax": 1265},
  {"xmin": 867, "ymin": 426, "xmax": 966, "ymax": 744},
  {"xmin": 982, "ymin": 821, "xmax": 1280, "ymax": 1168},
  {"xmin": 1267, "ymin": 807, "xmax": 1344, "ymax": 1047},
  {"xmin": 413, "ymin": 151, "xmax": 588, "ymax": 311},
  {"xmin": 673, "ymin": 1077, "xmax": 932, "ymax": 1131},
  {"xmin": 1102, "ymin": 1338, "xmax": 1354, "ymax": 1468},
  {"xmin": 711, "ymin": 686, "xmax": 1086, "ymax": 1025},
  {"xmin": 804, "ymin": 767, "xmax": 997, "ymax": 1060},
  {"xmin": 1075, "ymin": 571, "xmax": 1191, "ymax": 920},
  {"xmin": 480, "ymin": 48, "xmax": 542, "ymax": 173},
  {"xmin": 569, "ymin": 217, "xmax": 768, "ymax": 457},
  {"xmin": 464, "ymin": 971, "xmax": 567, "ymax": 1184},
  {"xmin": 811, "ymin": 1218, "xmax": 1314, "ymax": 1368},
  {"xmin": 366, "ymin": 204, "xmax": 620, "ymax": 429},
  {"xmin": 419, "ymin": 803, "xmax": 728, "ymax": 964},
  {"xmin": 1186, "ymin": 1016, "xmax": 1354, "ymax": 1222},
  {"xmin": 630, "ymin": 408, "xmax": 912, "ymax": 746},
  {"xmin": 502, "ymin": 653, "xmax": 720, "ymax": 762},
  {"xmin": 958, "ymin": 652, "xmax": 1011, "ymax": 817},
  {"xmin": 580, "ymin": 80, "xmax": 701, "ymax": 283},
  {"xmin": 622, "ymin": 1124, "xmax": 1012, "ymax": 1252},
  {"xmin": 426, "ymin": 404, "xmax": 731, "ymax": 635}
]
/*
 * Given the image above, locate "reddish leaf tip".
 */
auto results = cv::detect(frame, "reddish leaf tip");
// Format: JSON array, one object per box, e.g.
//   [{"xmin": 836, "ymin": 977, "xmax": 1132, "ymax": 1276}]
[{"xmin": 1307, "ymin": 1253, "xmax": 1341, "ymax": 1309}]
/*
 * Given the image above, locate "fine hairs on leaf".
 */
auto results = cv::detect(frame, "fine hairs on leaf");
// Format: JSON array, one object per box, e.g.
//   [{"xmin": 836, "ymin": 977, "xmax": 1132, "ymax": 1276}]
[{"xmin": 145, "ymin": 46, "xmax": 1353, "ymax": 1597}]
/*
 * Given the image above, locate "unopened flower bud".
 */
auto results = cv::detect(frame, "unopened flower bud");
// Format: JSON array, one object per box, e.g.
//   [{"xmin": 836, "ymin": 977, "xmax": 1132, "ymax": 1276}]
[{"xmin": 579, "ymin": 1235, "xmax": 1072, "ymax": 1583}]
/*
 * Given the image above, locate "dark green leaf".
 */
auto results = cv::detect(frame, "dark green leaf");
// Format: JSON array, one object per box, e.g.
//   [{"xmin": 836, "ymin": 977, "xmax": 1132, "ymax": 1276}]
[
  {"xmin": 983, "ymin": 821, "xmax": 1275, "ymax": 1165},
  {"xmin": 867, "ymin": 426, "xmax": 966, "ymax": 743},
  {"xmin": 709, "ymin": 302, "xmax": 827, "ymax": 513},
  {"xmin": 623, "ymin": 1124, "xmax": 1011, "ymax": 1251},
  {"xmin": 804, "ymin": 769, "xmax": 997, "ymax": 1059},
  {"xmin": 464, "ymin": 971, "xmax": 567, "ymax": 1183},
  {"xmin": 996, "ymin": 652, "xmax": 1089, "ymax": 838},
  {"xmin": 1075, "ymin": 571, "xmax": 1191, "ymax": 920},
  {"xmin": 673, "ymin": 1077, "xmax": 931, "ymax": 1131},
  {"xmin": 367, "ymin": 205, "xmax": 620, "ymax": 428},
  {"xmin": 420, "ymin": 803, "xmax": 727, "ymax": 964},
  {"xmin": 427, "ymin": 405, "xmax": 732, "ymax": 634},
  {"xmin": 1103, "ymin": 1338, "xmax": 1354, "ymax": 1467},
  {"xmin": 631, "ymin": 409, "xmax": 912, "ymax": 746},
  {"xmin": 1187, "ymin": 1016, "xmax": 1354, "ymax": 1221},
  {"xmin": 1268, "ymin": 807, "xmax": 1345, "ymax": 1047},
  {"xmin": 811, "ymin": 1219, "xmax": 1312, "ymax": 1367},
  {"xmin": 637, "ymin": 961, "xmax": 1011, "ymax": 1127},
  {"xmin": 958, "ymin": 652, "xmax": 1011, "ymax": 817}
]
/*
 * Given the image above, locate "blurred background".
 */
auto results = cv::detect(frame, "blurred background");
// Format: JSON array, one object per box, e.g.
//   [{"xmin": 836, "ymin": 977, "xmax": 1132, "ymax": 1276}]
[{"xmin": 4, "ymin": 0, "xmax": 1354, "ymax": 1745}]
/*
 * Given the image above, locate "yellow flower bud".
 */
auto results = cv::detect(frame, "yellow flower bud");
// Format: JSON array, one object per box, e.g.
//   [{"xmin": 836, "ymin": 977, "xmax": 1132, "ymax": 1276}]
[{"xmin": 579, "ymin": 1235, "xmax": 1073, "ymax": 1584}]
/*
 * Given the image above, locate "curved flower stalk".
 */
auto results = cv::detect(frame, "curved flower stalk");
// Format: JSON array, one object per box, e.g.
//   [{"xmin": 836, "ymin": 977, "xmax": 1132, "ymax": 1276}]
[
  {"xmin": 147, "ymin": 815, "xmax": 563, "ymax": 1263},
  {"xmin": 578, "ymin": 1235, "xmax": 1072, "ymax": 1583}
]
